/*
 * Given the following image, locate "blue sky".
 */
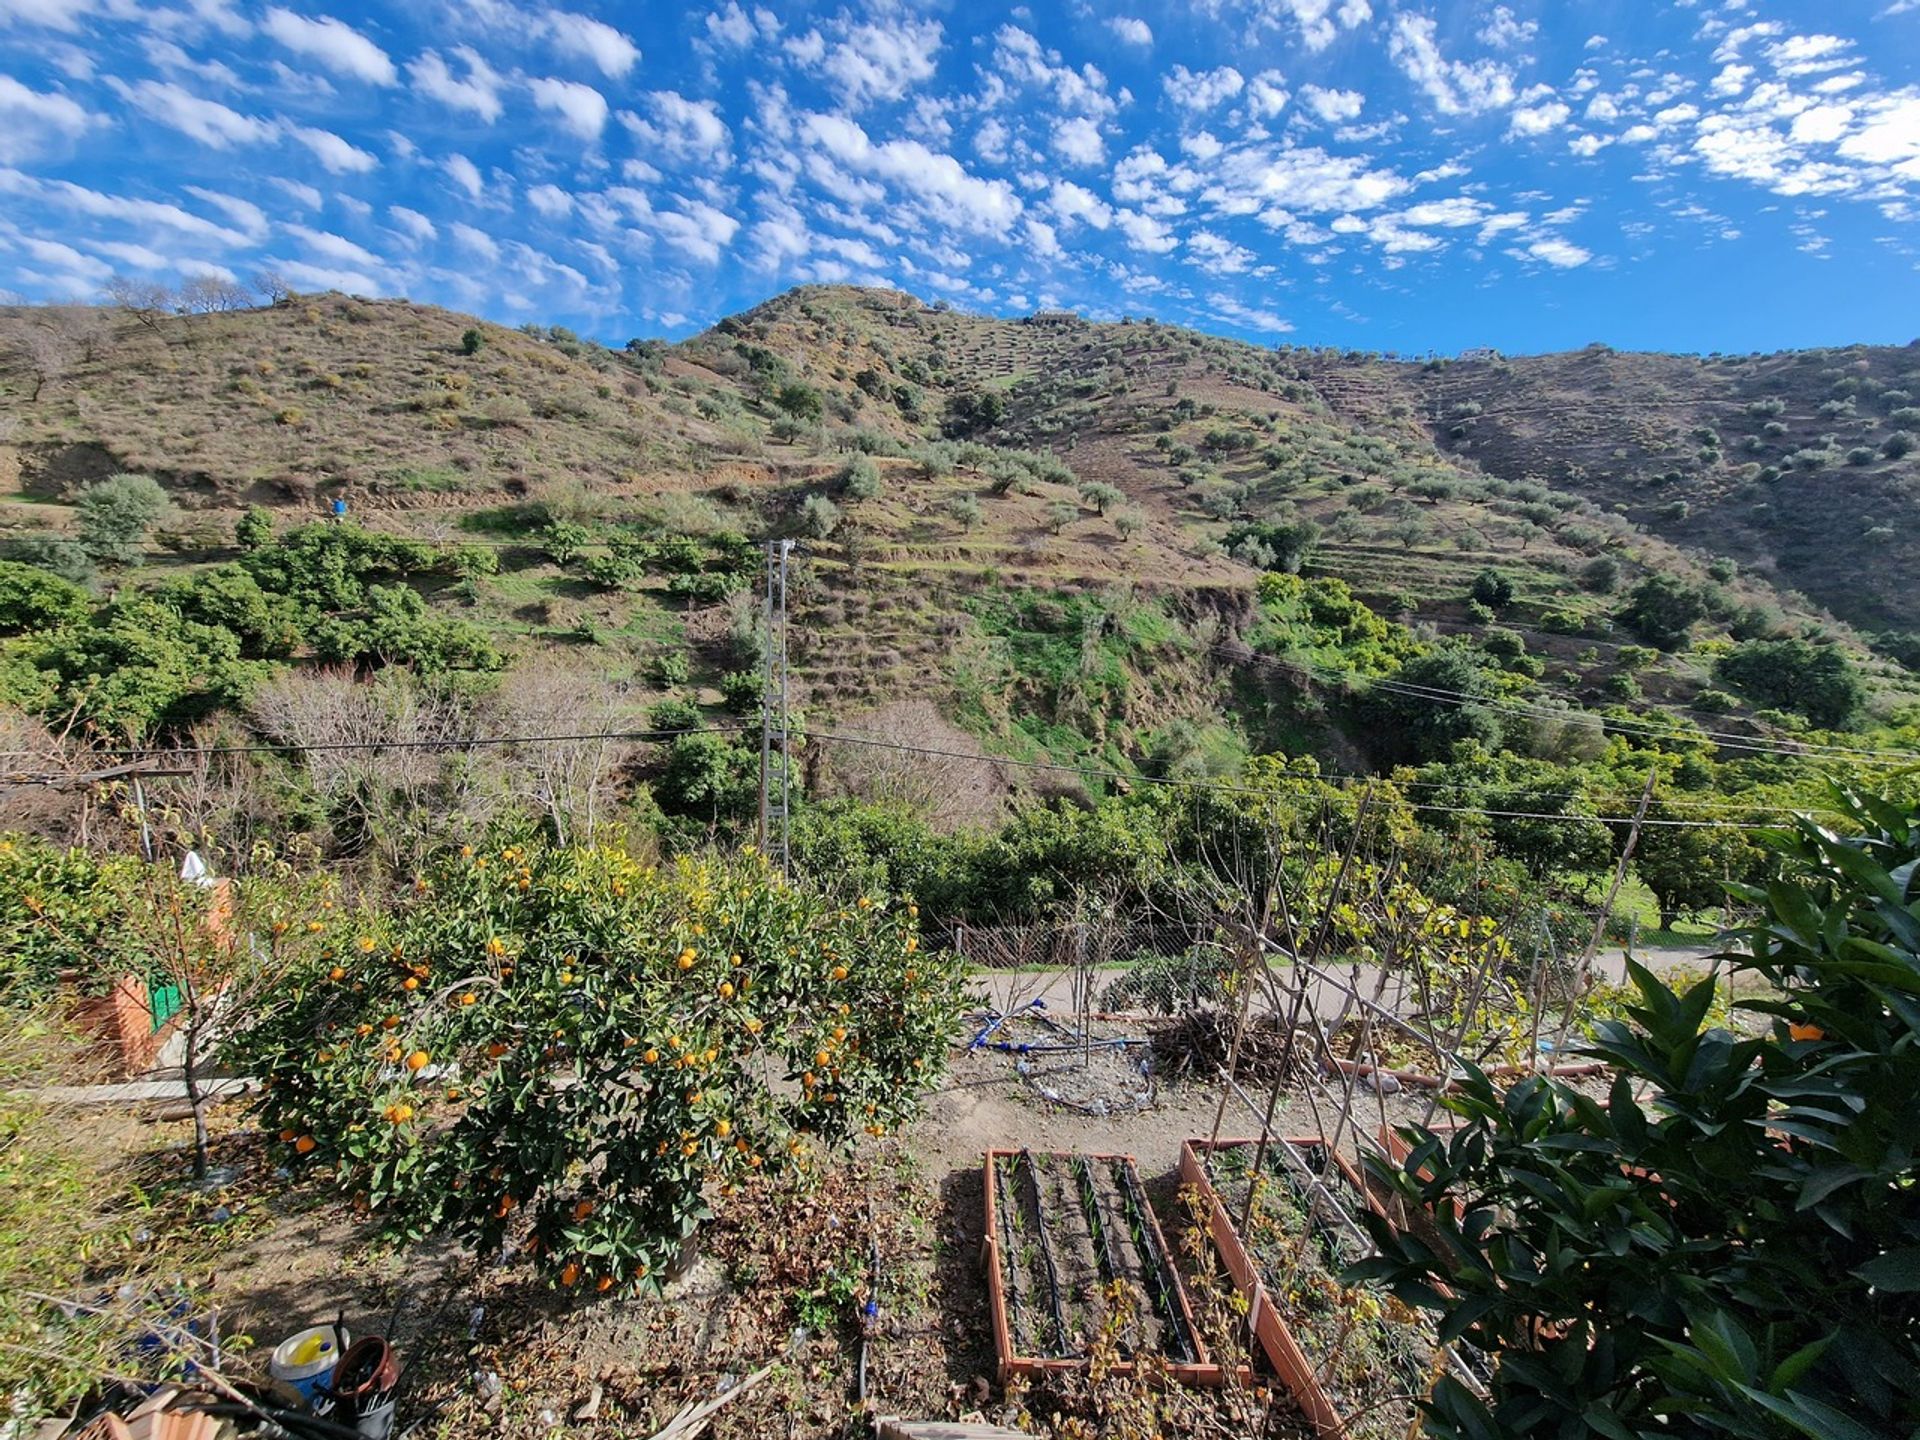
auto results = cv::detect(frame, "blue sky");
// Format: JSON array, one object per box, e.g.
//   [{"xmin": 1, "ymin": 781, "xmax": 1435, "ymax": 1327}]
[{"xmin": 1, "ymin": 0, "xmax": 1916, "ymax": 355}]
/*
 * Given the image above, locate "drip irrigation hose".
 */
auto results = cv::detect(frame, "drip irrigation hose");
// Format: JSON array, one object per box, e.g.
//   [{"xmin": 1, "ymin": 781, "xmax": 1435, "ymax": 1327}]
[
  {"xmin": 1020, "ymin": 1149, "xmax": 1072, "ymax": 1357},
  {"xmin": 994, "ymin": 1154, "xmax": 1033, "ymax": 1352},
  {"xmin": 1071, "ymin": 1156, "xmax": 1132, "ymax": 1358},
  {"xmin": 1115, "ymin": 1160, "xmax": 1198, "ymax": 1364}
]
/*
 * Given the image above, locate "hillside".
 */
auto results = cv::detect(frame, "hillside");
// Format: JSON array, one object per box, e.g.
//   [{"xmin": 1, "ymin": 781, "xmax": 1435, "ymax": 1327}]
[{"xmin": 1, "ymin": 285, "xmax": 1915, "ymax": 789}]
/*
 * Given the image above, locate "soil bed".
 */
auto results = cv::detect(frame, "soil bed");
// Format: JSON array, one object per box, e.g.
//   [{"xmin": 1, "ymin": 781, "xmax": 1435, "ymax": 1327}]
[{"xmin": 1186, "ymin": 1137, "xmax": 1441, "ymax": 1440}]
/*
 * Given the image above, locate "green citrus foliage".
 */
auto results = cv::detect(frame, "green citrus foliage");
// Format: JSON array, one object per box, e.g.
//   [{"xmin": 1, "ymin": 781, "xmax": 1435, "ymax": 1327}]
[
  {"xmin": 1356, "ymin": 789, "xmax": 1920, "ymax": 1438},
  {"xmin": 0, "ymin": 838, "xmax": 168, "ymax": 1003},
  {"xmin": 227, "ymin": 842, "xmax": 959, "ymax": 1294}
]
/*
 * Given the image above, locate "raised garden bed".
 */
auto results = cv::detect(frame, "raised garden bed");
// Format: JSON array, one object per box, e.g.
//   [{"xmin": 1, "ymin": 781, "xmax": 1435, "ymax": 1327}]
[
  {"xmin": 982, "ymin": 1148, "xmax": 1233, "ymax": 1386},
  {"xmin": 1180, "ymin": 1136, "xmax": 1451, "ymax": 1438}
]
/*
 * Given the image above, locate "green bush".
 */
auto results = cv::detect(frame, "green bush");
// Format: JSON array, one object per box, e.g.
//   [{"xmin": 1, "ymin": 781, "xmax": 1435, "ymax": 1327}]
[
  {"xmin": 76, "ymin": 473, "xmax": 172, "ymax": 567},
  {"xmin": 1715, "ymin": 637, "xmax": 1864, "ymax": 728},
  {"xmin": 1358, "ymin": 792, "xmax": 1920, "ymax": 1438},
  {"xmin": 840, "ymin": 456, "xmax": 881, "ymax": 501},
  {"xmin": 0, "ymin": 562, "xmax": 90, "ymax": 636}
]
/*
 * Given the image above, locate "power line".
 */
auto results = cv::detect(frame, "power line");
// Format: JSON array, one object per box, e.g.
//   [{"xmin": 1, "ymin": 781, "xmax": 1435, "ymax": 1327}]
[
  {"xmin": 1208, "ymin": 642, "xmax": 1920, "ymax": 766},
  {"xmin": 0, "ymin": 723, "xmax": 753, "ymax": 763},
  {"xmin": 797, "ymin": 726, "xmax": 1793, "ymax": 831}
]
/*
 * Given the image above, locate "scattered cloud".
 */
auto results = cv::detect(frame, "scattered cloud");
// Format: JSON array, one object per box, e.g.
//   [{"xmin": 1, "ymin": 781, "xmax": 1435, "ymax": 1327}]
[
  {"xmin": 1388, "ymin": 14, "xmax": 1517, "ymax": 115},
  {"xmin": 0, "ymin": 75, "xmax": 98, "ymax": 163},
  {"xmin": 1300, "ymin": 85, "xmax": 1364, "ymax": 123},
  {"xmin": 529, "ymin": 76, "xmax": 608, "ymax": 139},
  {"xmin": 260, "ymin": 9, "xmax": 396, "ymax": 86},
  {"xmin": 545, "ymin": 9, "xmax": 640, "ymax": 78},
  {"xmin": 289, "ymin": 124, "xmax": 378, "ymax": 172},
  {"xmin": 408, "ymin": 47, "xmax": 504, "ymax": 122},
  {"xmin": 1108, "ymin": 16, "xmax": 1152, "ymax": 46}
]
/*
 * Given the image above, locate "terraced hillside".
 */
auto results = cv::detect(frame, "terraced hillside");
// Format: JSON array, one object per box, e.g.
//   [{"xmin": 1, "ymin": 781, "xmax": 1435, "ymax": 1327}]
[{"xmin": 1, "ymin": 284, "xmax": 1914, "ymax": 783}]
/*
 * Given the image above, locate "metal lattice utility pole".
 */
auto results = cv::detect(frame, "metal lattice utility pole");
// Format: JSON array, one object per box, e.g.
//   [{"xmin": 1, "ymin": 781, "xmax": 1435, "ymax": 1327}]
[{"xmin": 757, "ymin": 540, "xmax": 794, "ymax": 881}]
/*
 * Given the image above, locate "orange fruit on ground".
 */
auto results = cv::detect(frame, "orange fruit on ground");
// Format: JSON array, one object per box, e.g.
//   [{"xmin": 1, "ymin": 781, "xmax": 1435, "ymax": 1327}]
[
  {"xmin": 406, "ymin": 1051, "xmax": 430, "ymax": 1072},
  {"xmin": 461, "ymin": 992, "xmax": 477, "ymax": 1006},
  {"xmin": 487, "ymin": 1041, "xmax": 507, "ymax": 1058},
  {"xmin": 831, "ymin": 965, "xmax": 848, "ymax": 982},
  {"xmin": 561, "ymin": 1262, "xmax": 581, "ymax": 1287},
  {"xmin": 718, "ymin": 982, "xmax": 734, "ymax": 1000},
  {"xmin": 278, "ymin": 1128, "xmax": 297, "ymax": 1143},
  {"xmin": 381, "ymin": 1015, "xmax": 400, "ymax": 1030},
  {"xmin": 815, "ymin": 1049, "xmax": 832, "ymax": 1068},
  {"xmin": 596, "ymin": 1275, "xmax": 614, "ymax": 1293},
  {"xmin": 643, "ymin": 1048, "xmax": 659, "ymax": 1064},
  {"xmin": 295, "ymin": 1136, "xmax": 316, "ymax": 1154},
  {"xmin": 714, "ymin": 1118, "xmax": 731, "ymax": 1138},
  {"xmin": 388, "ymin": 1104, "xmax": 413, "ymax": 1124},
  {"xmin": 328, "ymin": 966, "xmax": 346, "ymax": 981},
  {"xmin": 356, "ymin": 1023, "xmax": 373, "ymax": 1037},
  {"xmin": 403, "ymin": 977, "xmax": 419, "ymax": 992},
  {"xmin": 1789, "ymin": 1022, "xmax": 1825, "ymax": 1042},
  {"xmin": 574, "ymin": 1199, "xmax": 594, "ymax": 1221}
]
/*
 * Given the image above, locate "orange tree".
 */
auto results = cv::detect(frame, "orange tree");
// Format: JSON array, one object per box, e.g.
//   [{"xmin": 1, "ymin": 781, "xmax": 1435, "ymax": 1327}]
[{"xmin": 228, "ymin": 841, "xmax": 960, "ymax": 1294}]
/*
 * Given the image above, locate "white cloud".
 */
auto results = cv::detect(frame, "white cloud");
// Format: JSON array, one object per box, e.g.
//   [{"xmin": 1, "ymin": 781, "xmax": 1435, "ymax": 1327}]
[
  {"xmin": 801, "ymin": 111, "xmax": 1022, "ymax": 237},
  {"xmin": 1388, "ymin": 14, "xmax": 1516, "ymax": 115},
  {"xmin": 450, "ymin": 222, "xmax": 500, "ymax": 260},
  {"xmin": 1024, "ymin": 215, "xmax": 1064, "ymax": 258},
  {"xmin": 1509, "ymin": 100, "xmax": 1570, "ymax": 137},
  {"xmin": 625, "ymin": 90, "xmax": 730, "ymax": 161},
  {"xmin": 444, "ymin": 153, "xmax": 485, "ymax": 199},
  {"xmin": 1247, "ymin": 70, "xmax": 1290, "ymax": 118},
  {"xmin": 1053, "ymin": 116, "xmax": 1105, "ymax": 165},
  {"xmin": 285, "ymin": 223, "xmax": 381, "ymax": 269},
  {"xmin": 991, "ymin": 26, "xmax": 1118, "ymax": 118},
  {"xmin": 1398, "ymin": 196, "xmax": 1486, "ymax": 227},
  {"xmin": 408, "ymin": 48, "xmax": 504, "ymax": 123},
  {"xmin": 0, "ymin": 75, "xmax": 96, "ymax": 163},
  {"xmin": 388, "ymin": 205, "xmax": 436, "ymax": 241},
  {"xmin": 1209, "ymin": 291, "xmax": 1292, "ymax": 332},
  {"xmin": 526, "ymin": 183, "xmax": 574, "ymax": 217},
  {"xmin": 260, "ymin": 9, "xmax": 396, "ymax": 86},
  {"xmin": 1768, "ymin": 35, "xmax": 1854, "ymax": 79},
  {"xmin": 21, "ymin": 236, "xmax": 109, "ymax": 281},
  {"xmin": 1526, "ymin": 237, "xmax": 1590, "ymax": 267},
  {"xmin": 648, "ymin": 199, "xmax": 741, "ymax": 262},
  {"xmin": 706, "ymin": 2, "xmax": 755, "ymax": 47},
  {"xmin": 1187, "ymin": 229, "xmax": 1257, "ymax": 273},
  {"xmin": 290, "ymin": 124, "xmax": 378, "ymax": 173},
  {"xmin": 141, "ymin": 37, "xmax": 241, "ymax": 87},
  {"xmin": 1300, "ymin": 85, "xmax": 1364, "ymax": 122},
  {"xmin": 0, "ymin": 0, "xmax": 102, "ymax": 31},
  {"xmin": 108, "ymin": 78, "xmax": 274, "ymax": 147},
  {"xmin": 545, "ymin": 9, "xmax": 640, "ymax": 77},
  {"xmin": 183, "ymin": 185, "xmax": 268, "ymax": 238},
  {"xmin": 808, "ymin": 14, "xmax": 942, "ymax": 108},
  {"xmin": 1109, "ymin": 16, "xmax": 1152, "ymax": 45},
  {"xmin": 1199, "ymin": 0, "xmax": 1370, "ymax": 53},
  {"xmin": 1568, "ymin": 133, "xmax": 1611, "ymax": 157},
  {"xmin": 530, "ymin": 76, "xmax": 608, "ymax": 139},
  {"xmin": 1839, "ymin": 95, "xmax": 1920, "ymax": 166},
  {"xmin": 276, "ymin": 259, "xmax": 383, "ymax": 294},
  {"xmin": 1050, "ymin": 179, "xmax": 1114, "ymax": 229},
  {"xmin": 1164, "ymin": 64, "xmax": 1244, "ymax": 111},
  {"xmin": 1477, "ymin": 6, "xmax": 1536, "ymax": 50},
  {"xmin": 1791, "ymin": 104, "xmax": 1854, "ymax": 145},
  {"xmin": 1116, "ymin": 208, "xmax": 1177, "ymax": 252},
  {"xmin": 0, "ymin": 170, "xmax": 248, "ymax": 245}
]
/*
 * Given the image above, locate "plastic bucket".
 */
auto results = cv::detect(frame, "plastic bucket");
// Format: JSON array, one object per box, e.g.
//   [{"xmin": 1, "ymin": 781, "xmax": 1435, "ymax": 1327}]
[
  {"xmin": 270, "ymin": 1325, "xmax": 348, "ymax": 1405},
  {"xmin": 329, "ymin": 1335, "xmax": 400, "ymax": 1440}
]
